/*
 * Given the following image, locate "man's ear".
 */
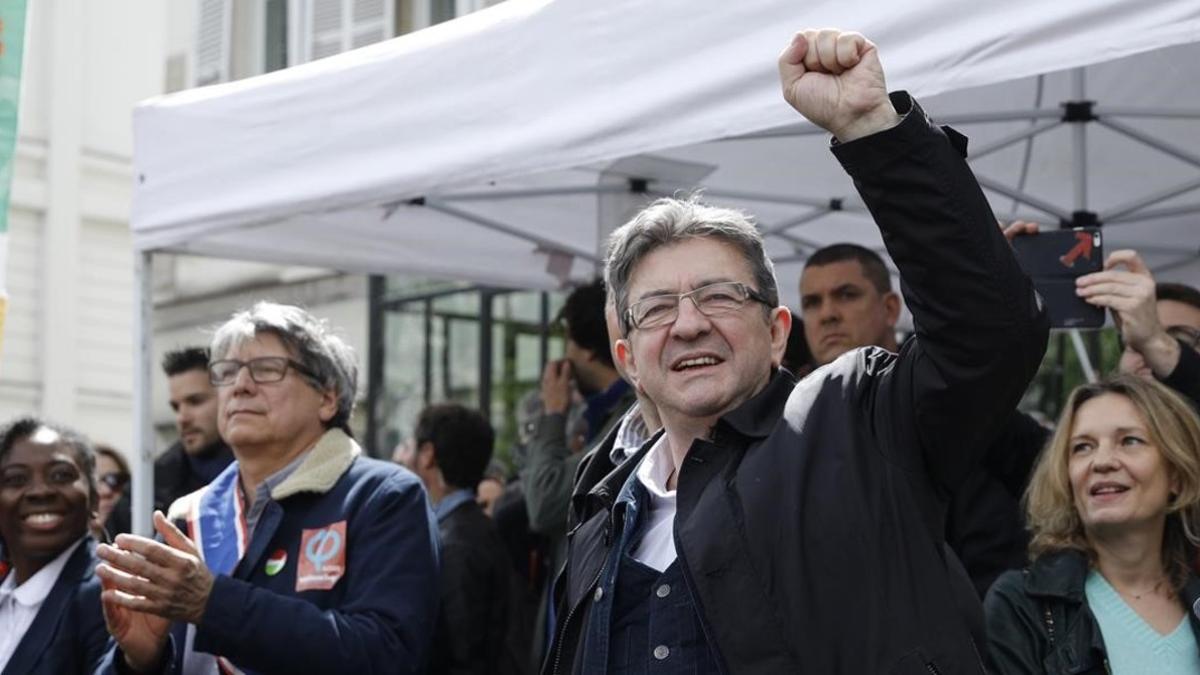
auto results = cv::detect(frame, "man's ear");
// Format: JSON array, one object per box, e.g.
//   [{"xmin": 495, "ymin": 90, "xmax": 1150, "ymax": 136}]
[
  {"xmin": 317, "ymin": 386, "xmax": 339, "ymax": 424},
  {"xmin": 615, "ymin": 338, "xmax": 637, "ymax": 382},
  {"xmin": 416, "ymin": 441, "xmax": 438, "ymax": 472},
  {"xmin": 768, "ymin": 307, "xmax": 792, "ymax": 368},
  {"xmin": 883, "ymin": 291, "xmax": 902, "ymax": 328}
]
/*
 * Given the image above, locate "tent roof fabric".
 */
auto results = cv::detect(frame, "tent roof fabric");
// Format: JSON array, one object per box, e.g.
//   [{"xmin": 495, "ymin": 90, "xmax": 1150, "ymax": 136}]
[{"xmin": 131, "ymin": 0, "xmax": 1200, "ymax": 300}]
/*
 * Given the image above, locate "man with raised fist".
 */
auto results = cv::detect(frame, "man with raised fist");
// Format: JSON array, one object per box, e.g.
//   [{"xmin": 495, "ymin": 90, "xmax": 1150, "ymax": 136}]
[{"xmin": 541, "ymin": 29, "xmax": 1048, "ymax": 674}]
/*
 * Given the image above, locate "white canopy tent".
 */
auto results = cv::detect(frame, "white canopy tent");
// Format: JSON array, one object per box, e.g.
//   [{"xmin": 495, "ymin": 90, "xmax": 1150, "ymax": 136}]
[{"xmin": 128, "ymin": 0, "xmax": 1200, "ymax": 532}]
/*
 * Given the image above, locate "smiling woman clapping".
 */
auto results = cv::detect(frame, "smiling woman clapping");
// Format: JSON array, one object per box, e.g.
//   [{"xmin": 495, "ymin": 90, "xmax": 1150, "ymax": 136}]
[
  {"xmin": 985, "ymin": 375, "xmax": 1200, "ymax": 675},
  {"xmin": 0, "ymin": 417, "xmax": 108, "ymax": 675}
]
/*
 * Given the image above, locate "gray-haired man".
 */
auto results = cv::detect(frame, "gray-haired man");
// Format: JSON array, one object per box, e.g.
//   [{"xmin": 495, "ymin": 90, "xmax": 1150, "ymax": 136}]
[
  {"xmin": 543, "ymin": 29, "xmax": 1048, "ymax": 674},
  {"xmin": 95, "ymin": 302, "xmax": 440, "ymax": 675}
]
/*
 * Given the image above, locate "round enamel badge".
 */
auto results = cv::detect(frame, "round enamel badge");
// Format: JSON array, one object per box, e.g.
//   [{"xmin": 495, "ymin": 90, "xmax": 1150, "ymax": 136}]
[{"xmin": 265, "ymin": 549, "xmax": 288, "ymax": 576}]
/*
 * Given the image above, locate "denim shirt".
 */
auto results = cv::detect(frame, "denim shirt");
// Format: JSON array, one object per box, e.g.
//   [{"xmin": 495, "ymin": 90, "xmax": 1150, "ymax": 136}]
[{"xmin": 579, "ymin": 458, "xmax": 651, "ymax": 672}]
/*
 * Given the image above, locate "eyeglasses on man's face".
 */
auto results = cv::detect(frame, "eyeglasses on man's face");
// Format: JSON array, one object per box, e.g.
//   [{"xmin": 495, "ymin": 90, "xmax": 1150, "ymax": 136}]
[
  {"xmin": 625, "ymin": 281, "xmax": 771, "ymax": 331},
  {"xmin": 208, "ymin": 357, "xmax": 316, "ymax": 387}
]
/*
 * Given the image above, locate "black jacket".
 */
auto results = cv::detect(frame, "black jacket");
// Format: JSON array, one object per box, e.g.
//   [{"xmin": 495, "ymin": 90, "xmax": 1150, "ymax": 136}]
[
  {"xmin": 543, "ymin": 93, "xmax": 1049, "ymax": 675},
  {"xmin": 431, "ymin": 498, "xmax": 527, "ymax": 675},
  {"xmin": 152, "ymin": 440, "xmax": 234, "ymax": 514},
  {"xmin": 949, "ymin": 411, "xmax": 1051, "ymax": 597},
  {"xmin": 1, "ymin": 539, "xmax": 108, "ymax": 675},
  {"xmin": 984, "ymin": 550, "xmax": 1200, "ymax": 674}
]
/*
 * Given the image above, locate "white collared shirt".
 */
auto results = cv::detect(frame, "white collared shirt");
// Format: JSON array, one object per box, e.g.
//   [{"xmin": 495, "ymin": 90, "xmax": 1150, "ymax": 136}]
[
  {"xmin": 0, "ymin": 536, "xmax": 87, "ymax": 673},
  {"xmin": 630, "ymin": 434, "xmax": 678, "ymax": 572}
]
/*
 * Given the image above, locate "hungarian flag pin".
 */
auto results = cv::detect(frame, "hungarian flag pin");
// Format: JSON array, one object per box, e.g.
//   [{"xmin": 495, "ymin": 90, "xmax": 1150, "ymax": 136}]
[{"xmin": 265, "ymin": 549, "xmax": 288, "ymax": 576}]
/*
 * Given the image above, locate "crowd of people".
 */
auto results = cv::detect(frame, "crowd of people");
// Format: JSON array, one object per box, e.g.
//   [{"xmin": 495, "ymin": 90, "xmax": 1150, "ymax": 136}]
[{"xmin": 2, "ymin": 27, "xmax": 1200, "ymax": 675}]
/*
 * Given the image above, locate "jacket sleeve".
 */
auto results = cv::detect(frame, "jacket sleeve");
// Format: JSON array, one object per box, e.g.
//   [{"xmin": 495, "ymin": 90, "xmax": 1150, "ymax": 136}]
[
  {"xmin": 1160, "ymin": 336, "xmax": 1200, "ymax": 411},
  {"xmin": 981, "ymin": 410, "xmax": 1052, "ymax": 499},
  {"xmin": 834, "ymin": 92, "xmax": 1050, "ymax": 497},
  {"xmin": 192, "ymin": 472, "xmax": 440, "ymax": 674},
  {"xmin": 76, "ymin": 579, "xmax": 115, "ymax": 674},
  {"xmin": 522, "ymin": 412, "xmax": 578, "ymax": 536},
  {"xmin": 983, "ymin": 571, "xmax": 1048, "ymax": 675}
]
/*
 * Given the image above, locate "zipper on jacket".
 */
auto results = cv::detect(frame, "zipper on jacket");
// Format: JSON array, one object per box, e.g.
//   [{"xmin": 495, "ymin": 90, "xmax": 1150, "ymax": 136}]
[
  {"xmin": 925, "ymin": 661, "xmax": 942, "ymax": 675},
  {"xmin": 551, "ymin": 564, "xmax": 605, "ymax": 674}
]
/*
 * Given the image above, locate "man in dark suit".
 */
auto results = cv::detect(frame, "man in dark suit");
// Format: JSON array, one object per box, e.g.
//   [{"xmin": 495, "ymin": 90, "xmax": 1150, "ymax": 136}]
[{"xmin": 401, "ymin": 403, "xmax": 525, "ymax": 675}]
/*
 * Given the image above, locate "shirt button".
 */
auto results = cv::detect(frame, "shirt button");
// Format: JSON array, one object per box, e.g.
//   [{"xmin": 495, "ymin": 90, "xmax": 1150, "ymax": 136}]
[
  {"xmin": 653, "ymin": 645, "xmax": 670, "ymax": 660},
  {"xmin": 593, "ymin": 587, "xmax": 604, "ymax": 602},
  {"xmin": 655, "ymin": 584, "xmax": 671, "ymax": 598}
]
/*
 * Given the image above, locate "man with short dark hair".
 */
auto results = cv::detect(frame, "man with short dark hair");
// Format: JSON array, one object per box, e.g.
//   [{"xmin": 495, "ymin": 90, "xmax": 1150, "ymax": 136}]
[
  {"xmin": 799, "ymin": 243, "xmax": 900, "ymax": 366},
  {"xmin": 402, "ymin": 403, "xmax": 523, "ymax": 675},
  {"xmin": 154, "ymin": 347, "xmax": 234, "ymax": 513}
]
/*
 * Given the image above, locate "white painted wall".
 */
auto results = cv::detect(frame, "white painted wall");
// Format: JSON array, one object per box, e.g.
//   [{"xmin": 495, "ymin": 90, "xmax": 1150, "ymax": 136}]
[
  {"xmin": 0, "ymin": 0, "xmax": 488, "ymax": 462},
  {"xmin": 0, "ymin": 1, "xmax": 166, "ymax": 455}
]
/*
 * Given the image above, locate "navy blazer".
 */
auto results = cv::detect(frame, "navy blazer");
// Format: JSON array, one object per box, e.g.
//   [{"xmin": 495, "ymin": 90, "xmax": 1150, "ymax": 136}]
[{"xmin": 2, "ymin": 538, "xmax": 109, "ymax": 675}]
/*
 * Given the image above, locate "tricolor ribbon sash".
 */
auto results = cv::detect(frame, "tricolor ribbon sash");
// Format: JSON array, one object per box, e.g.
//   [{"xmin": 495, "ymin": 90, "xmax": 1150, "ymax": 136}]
[{"xmin": 185, "ymin": 462, "xmax": 253, "ymax": 675}]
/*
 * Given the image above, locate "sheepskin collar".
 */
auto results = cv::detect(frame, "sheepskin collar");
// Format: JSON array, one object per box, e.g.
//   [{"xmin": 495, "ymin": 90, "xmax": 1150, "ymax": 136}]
[{"xmin": 270, "ymin": 428, "xmax": 361, "ymax": 500}]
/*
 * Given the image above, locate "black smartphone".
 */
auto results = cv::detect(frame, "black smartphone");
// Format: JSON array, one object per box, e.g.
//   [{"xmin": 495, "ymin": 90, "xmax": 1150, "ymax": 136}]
[{"xmin": 1011, "ymin": 227, "xmax": 1104, "ymax": 329}]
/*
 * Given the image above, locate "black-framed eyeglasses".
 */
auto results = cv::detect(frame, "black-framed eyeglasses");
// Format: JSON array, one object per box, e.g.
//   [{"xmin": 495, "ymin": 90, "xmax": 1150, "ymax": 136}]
[
  {"xmin": 624, "ymin": 281, "xmax": 771, "ymax": 331},
  {"xmin": 99, "ymin": 471, "xmax": 129, "ymax": 491},
  {"xmin": 208, "ymin": 357, "xmax": 316, "ymax": 386}
]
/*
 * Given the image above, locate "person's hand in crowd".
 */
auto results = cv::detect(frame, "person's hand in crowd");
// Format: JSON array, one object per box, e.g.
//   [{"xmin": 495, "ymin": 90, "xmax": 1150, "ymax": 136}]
[
  {"xmin": 1000, "ymin": 220, "xmax": 1039, "ymax": 243},
  {"xmin": 1076, "ymin": 249, "xmax": 1181, "ymax": 377},
  {"xmin": 778, "ymin": 28, "xmax": 899, "ymax": 142},
  {"xmin": 540, "ymin": 359, "xmax": 573, "ymax": 416},
  {"xmin": 97, "ymin": 510, "xmax": 216, "ymax": 671}
]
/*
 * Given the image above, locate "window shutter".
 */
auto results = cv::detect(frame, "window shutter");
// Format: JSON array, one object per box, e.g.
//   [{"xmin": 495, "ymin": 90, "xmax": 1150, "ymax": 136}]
[
  {"xmin": 351, "ymin": 0, "xmax": 392, "ymax": 49},
  {"xmin": 195, "ymin": 0, "xmax": 232, "ymax": 86},
  {"xmin": 302, "ymin": 0, "xmax": 394, "ymax": 63},
  {"xmin": 307, "ymin": 0, "xmax": 344, "ymax": 61}
]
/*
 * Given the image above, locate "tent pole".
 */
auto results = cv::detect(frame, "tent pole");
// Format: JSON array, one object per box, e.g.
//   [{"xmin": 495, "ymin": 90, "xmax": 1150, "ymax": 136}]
[
  {"xmin": 760, "ymin": 208, "xmax": 832, "ymax": 236},
  {"xmin": 1105, "ymin": 201, "xmax": 1200, "ymax": 224},
  {"xmin": 974, "ymin": 175, "xmax": 1072, "ymax": 221},
  {"xmin": 1072, "ymin": 69, "xmax": 1088, "ymax": 213},
  {"xmin": 649, "ymin": 185, "xmax": 837, "ymax": 210},
  {"xmin": 1096, "ymin": 107, "xmax": 1200, "ymax": 119},
  {"xmin": 132, "ymin": 251, "xmax": 154, "ymax": 536},
  {"xmin": 365, "ymin": 275, "xmax": 385, "ymax": 456},
  {"xmin": 1069, "ymin": 329, "xmax": 1099, "ymax": 383},
  {"xmin": 423, "ymin": 200, "xmax": 599, "ymax": 263},
  {"xmin": 969, "ymin": 119, "xmax": 1062, "ymax": 161},
  {"xmin": 1097, "ymin": 117, "xmax": 1200, "ymax": 170},
  {"xmin": 437, "ymin": 184, "xmax": 626, "ymax": 202},
  {"xmin": 1101, "ymin": 176, "xmax": 1200, "ymax": 222}
]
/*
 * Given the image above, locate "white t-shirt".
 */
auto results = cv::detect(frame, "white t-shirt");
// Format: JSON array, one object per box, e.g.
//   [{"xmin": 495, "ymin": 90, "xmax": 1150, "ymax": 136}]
[
  {"xmin": 0, "ymin": 537, "xmax": 87, "ymax": 673},
  {"xmin": 630, "ymin": 434, "xmax": 678, "ymax": 572}
]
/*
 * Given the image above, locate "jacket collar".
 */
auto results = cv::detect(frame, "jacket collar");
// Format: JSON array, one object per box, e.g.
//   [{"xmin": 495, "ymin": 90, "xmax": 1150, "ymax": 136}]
[
  {"xmin": 716, "ymin": 368, "xmax": 795, "ymax": 440},
  {"xmin": 586, "ymin": 429, "xmax": 659, "ymax": 509},
  {"xmin": 582, "ymin": 369, "xmax": 793, "ymax": 505},
  {"xmin": 270, "ymin": 428, "xmax": 360, "ymax": 500},
  {"xmin": 1, "ymin": 538, "xmax": 97, "ymax": 675},
  {"xmin": 1025, "ymin": 549, "xmax": 1090, "ymax": 602}
]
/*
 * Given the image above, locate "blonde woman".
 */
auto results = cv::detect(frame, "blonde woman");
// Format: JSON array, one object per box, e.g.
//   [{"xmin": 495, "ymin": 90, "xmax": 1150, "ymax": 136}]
[{"xmin": 985, "ymin": 375, "xmax": 1200, "ymax": 674}]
